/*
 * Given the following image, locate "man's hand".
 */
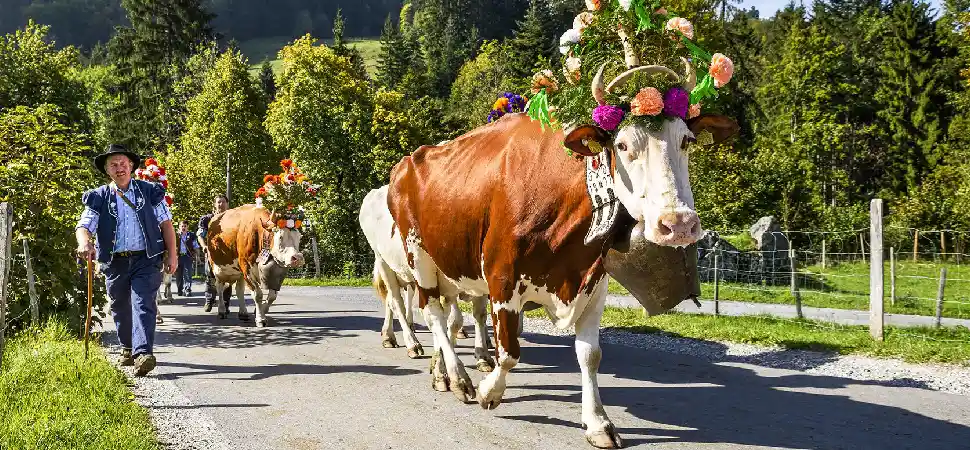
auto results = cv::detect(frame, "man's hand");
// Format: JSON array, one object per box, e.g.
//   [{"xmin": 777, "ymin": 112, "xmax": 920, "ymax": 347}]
[
  {"xmin": 76, "ymin": 241, "xmax": 95, "ymax": 261},
  {"xmin": 165, "ymin": 251, "xmax": 179, "ymax": 275}
]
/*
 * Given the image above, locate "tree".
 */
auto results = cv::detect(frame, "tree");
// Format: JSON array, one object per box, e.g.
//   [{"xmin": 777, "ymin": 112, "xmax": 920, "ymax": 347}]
[
  {"xmin": 164, "ymin": 49, "xmax": 278, "ymax": 220},
  {"xmin": 504, "ymin": 0, "xmax": 556, "ymax": 82},
  {"xmin": 377, "ymin": 14, "xmax": 409, "ymax": 89},
  {"xmin": 447, "ymin": 40, "xmax": 521, "ymax": 131},
  {"xmin": 264, "ymin": 35, "xmax": 374, "ymax": 274},
  {"xmin": 258, "ymin": 59, "xmax": 276, "ymax": 103},
  {"xmin": 413, "ymin": 0, "xmax": 479, "ymax": 97},
  {"xmin": 331, "ymin": 8, "xmax": 368, "ymax": 79},
  {"xmin": 0, "ymin": 104, "xmax": 106, "ymax": 334}
]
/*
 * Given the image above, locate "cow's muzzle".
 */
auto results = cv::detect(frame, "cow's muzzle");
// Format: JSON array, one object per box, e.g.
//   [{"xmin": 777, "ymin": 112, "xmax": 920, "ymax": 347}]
[{"xmin": 648, "ymin": 210, "xmax": 701, "ymax": 246}]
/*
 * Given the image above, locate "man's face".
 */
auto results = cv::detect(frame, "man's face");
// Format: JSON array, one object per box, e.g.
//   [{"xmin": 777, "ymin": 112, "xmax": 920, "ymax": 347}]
[
  {"xmin": 214, "ymin": 197, "xmax": 228, "ymax": 212},
  {"xmin": 179, "ymin": 223, "xmax": 188, "ymax": 234},
  {"xmin": 105, "ymin": 154, "xmax": 133, "ymax": 185}
]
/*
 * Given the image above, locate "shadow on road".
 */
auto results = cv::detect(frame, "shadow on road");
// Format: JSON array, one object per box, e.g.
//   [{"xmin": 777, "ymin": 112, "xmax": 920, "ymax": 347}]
[
  {"xmin": 492, "ymin": 332, "xmax": 970, "ymax": 449},
  {"xmin": 161, "ymin": 360, "xmax": 422, "ymax": 381}
]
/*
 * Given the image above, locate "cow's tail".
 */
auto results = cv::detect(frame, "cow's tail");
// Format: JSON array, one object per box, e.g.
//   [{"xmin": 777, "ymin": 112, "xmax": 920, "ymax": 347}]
[{"xmin": 372, "ymin": 262, "xmax": 388, "ymax": 304}]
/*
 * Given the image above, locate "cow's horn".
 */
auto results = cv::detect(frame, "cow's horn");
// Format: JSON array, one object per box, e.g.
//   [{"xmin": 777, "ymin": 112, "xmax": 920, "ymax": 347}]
[
  {"xmin": 606, "ymin": 65, "xmax": 681, "ymax": 93},
  {"xmin": 616, "ymin": 25, "xmax": 639, "ymax": 69},
  {"xmin": 681, "ymin": 56, "xmax": 696, "ymax": 92},
  {"xmin": 591, "ymin": 63, "xmax": 607, "ymax": 106}
]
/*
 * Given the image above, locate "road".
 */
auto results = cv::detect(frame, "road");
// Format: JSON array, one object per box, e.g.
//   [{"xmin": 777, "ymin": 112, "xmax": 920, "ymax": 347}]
[{"xmin": 119, "ymin": 284, "xmax": 970, "ymax": 450}]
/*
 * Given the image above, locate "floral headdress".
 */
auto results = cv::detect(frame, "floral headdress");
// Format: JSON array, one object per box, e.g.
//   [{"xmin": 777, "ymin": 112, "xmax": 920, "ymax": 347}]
[
  {"xmin": 486, "ymin": 92, "xmax": 528, "ymax": 123},
  {"xmin": 134, "ymin": 158, "xmax": 174, "ymax": 206},
  {"xmin": 525, "ymin": 0, "xmax": 734, "ymax": 153},
  {"xmin": 254, "ymin": 159, "xmax": 321, "ymax": 229}
]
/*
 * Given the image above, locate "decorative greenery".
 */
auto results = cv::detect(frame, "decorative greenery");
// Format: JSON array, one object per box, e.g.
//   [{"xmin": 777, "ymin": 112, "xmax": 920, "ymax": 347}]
[{"xmin": 254, "ymin": 159, "xmax": 320, "ymax": 227}]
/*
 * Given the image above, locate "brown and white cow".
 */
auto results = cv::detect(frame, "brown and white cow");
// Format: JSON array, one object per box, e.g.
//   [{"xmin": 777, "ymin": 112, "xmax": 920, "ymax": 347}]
[
  {"xmin": 386, "ymin": 68, "xmax": 736, "ymax": 447},
  {"xmin": 206, "ymin": 204, "xmax": 305, "ymax": 327}
]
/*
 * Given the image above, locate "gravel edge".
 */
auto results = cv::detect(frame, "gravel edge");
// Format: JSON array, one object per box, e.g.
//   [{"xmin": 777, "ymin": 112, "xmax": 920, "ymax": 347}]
[{"xmin": 511, "ymin": 315, "xmax": 970, "ymax": 396}]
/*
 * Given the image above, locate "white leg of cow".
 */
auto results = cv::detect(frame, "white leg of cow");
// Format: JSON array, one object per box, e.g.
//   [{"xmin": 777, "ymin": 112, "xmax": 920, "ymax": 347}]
[
  {"xmin": 422, "ymin": 297, "xmax": 475, "ymax": 403},
  {"xmin": 215, "ymin": 280, "xmax": 229, "ymax": 319},
  {"xmin": 477, "ymin": 304, "xmax": 520, "ymax": 410},
  {"xmin": 380, "ymin": 291, "xmax": 397, "ymax": 348},
  {"xmin": 446, "ymin": 299, "xmax": 463, "ymax": 347},
  {"xmin": 252, "ymin": 286, "xmax": 268, "ymax": 327},
  {"xmin": 235, "ymin": 280, "xmax": 250, "ymax": 322},
  {"xmin": 404, "ymin": 285, "xmax": 414, "ymax": 328},
  {"xmin": 575, "ymin": 282, "xmax": 621, "ymax": 449},
  {"xmin": 471, "ymin": 295, "xmax": 495, "ymax": 372},
  {"xmin": 378, "ymin": 263, "xmax": 423, "ymax": 357}
]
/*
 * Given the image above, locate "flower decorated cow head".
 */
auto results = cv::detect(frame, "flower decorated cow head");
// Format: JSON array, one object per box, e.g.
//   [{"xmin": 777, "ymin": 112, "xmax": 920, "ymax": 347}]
[
  {"xmin": 525, "ymin": 1, "xmax": 740, "ymax": 247},
  {"xmin": 135, "ymin": 158, "xmax": 174, "ymax": 206},
  {"xmin": 254, "ymin": 159, "xmax": 321, "ymax": 268}
]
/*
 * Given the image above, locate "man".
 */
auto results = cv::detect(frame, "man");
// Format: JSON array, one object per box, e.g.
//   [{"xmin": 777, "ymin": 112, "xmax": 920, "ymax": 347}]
[
  {"xmin": 176, "ymin": 220, "xmax": 198, "ymax": 296},
  {"xmin": 75, "ymin": 144, "xmax": 178, "ymax": 377},
  {"xmin": 197, "ymin": 194, "xmax": 229, "ymax": 311}
]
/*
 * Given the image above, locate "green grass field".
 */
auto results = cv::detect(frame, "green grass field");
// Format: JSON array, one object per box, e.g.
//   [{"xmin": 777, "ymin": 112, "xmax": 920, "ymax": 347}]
[
  {"xmin": 0, "ymin": 322, "xmax": 159, "ymax": 450},
  {"xmin": 241, "ymin": 36, "xmax": 381, "ymax": 78}
]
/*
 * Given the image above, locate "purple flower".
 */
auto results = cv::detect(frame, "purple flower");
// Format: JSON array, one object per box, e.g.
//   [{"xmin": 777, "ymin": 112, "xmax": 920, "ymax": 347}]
[
  {"xmin": 592, "ymin": 105, "xmax": 625, "ymax": 131},
  {"xmin": 663, "ymin": 87, "xmax": 689, "ymax": 119}
]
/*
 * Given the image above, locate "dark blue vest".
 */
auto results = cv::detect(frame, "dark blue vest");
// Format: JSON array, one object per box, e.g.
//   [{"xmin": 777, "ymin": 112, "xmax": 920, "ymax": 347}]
[{"xmin": 82, "ymin": 179, "xmax": 166, "ymax": 263}]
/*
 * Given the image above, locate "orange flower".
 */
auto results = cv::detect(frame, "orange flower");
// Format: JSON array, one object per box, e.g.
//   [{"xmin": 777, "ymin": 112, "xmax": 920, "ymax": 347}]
[
  {"xmin": 281, "ymin": 159, "xmax": 293, "ymax": 168},
  {"xmin": 295, "ymin": 220, "xmax": 303, "ymax": 228},
  {"xmin": 146, "ymin": 158, "xmax": 159, "ymax": 167},
  {"xmin": 263, "ymin": 174, "xmax": 275, "ymax": 183},
  {"xmin": 688, "ymin": 102, "xmax": 702, "ymax": 119},
  {"xmin": 630, "ymin": 87, "xmax": 664, "ymax": 116},
  {"xmin": 709, "ymin": 53, "xmax": 734, "ymax": 88},
  {"xmin": 277, "ymin": 219, "xmax": 286, "ymax": 228}
]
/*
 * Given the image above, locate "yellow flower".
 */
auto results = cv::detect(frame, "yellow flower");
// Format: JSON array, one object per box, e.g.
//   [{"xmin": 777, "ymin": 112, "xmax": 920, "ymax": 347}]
[{"xmin": 493, "ymin": 97, "xmax": 510, "ymax": 111}]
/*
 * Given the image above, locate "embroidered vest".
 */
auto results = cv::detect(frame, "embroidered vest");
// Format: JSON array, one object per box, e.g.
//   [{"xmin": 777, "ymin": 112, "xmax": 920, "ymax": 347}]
[{"xmin": 82, "ymin": 179, "xmax": 166, "ymax": 263}]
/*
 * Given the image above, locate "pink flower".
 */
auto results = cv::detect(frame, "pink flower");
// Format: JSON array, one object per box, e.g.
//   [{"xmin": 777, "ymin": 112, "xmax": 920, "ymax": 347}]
[
  {"xmin": 688, "ymin": 102, "xmax": 702, "ymax": 119},
  {"xmin": 592, "ymin": 105, "xmax": 625, "ymax": 131},
  {"xmin": 630, "ymin": 87, "xmax": 664, "ymax": 116},
  {"xmin": 665, "ymin": 17, "xmax": 694, "ymax": 40},
  {"xmin": 710, "ymin": 53, "xmax": 734, "ymax": 88},
  {"xmin": 563, "ymin": 57, "xmax": 582, "ymax": 84},
  {"xmin": 574, "ymin": 12, "xmax": 594, "ymax": 34}
]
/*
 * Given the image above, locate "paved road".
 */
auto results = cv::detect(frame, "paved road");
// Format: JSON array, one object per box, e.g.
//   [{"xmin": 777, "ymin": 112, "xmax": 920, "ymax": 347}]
[
  {"xmin": 606, "ymin": 295, "xmax": 970, "ymax": 328},
  {"xmin": 124, "ymin": 284, "xmax": 970, "ymax": 450}
]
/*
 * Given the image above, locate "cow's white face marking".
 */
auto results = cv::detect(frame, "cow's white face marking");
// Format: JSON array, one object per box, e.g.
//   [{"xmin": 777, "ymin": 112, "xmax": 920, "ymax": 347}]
[
  {"xmin": 272, "ymin": 228, "xmax": 304, "ymax": 268},
  {"xmin": 612, "ymin": 119, "xmax": 701, "ymax": 247}
]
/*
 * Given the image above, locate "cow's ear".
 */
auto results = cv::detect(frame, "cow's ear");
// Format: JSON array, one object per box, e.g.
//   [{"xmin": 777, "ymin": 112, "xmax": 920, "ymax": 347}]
[
  {"xmin": 686, "ymin": 114, "xmax": 739, "ymax": 145},
  {"xmin": 564, "ymin": 125, "xmax": 611, "ymax": 157},
  {"xmin": 261, "ymin": 219, "xmax": 275, "ymax": 231}
]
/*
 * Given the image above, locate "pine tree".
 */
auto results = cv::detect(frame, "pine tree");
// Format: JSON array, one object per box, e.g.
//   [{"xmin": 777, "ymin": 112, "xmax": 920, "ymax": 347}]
[
  {"xmin": 259, "ymin": 59, "xmax": 276, "ymax": 103},
  {"xmin": 331, "ymin": 8, "xmax": 368, "ymax": 79},
  {"xmin": 505, "ymin": 0, "xmax": 555, "ymax": 81},
  {"xmin": 875, "ymin": 0, "xmax": 946, "ymax": 190},
  {"xmin": 377, "ymin": 14, "xmax": 409, "ymax": 89}
]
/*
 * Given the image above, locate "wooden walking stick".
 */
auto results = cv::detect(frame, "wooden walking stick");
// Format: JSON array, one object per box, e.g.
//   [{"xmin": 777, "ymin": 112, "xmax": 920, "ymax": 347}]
[{"xmin": 84, "ymin": 258, "xmax": 94, "ymax": 360}]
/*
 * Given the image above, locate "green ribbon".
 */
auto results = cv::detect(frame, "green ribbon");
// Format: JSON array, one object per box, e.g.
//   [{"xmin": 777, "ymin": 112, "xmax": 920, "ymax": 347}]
[
  {"xmin": 689, "ymin": 74, "xmax": 717, "ymax": 104},
  {"xmin": 527, "ymin": 88, "xmax": 554, "ymax": 130},
  {"xmin": 634, "ymin": 0, "xmax": 654, "ymax": 32},
  {"xmin": 681, "ymin": 36, "xmax": 713, "ymax": 63}
]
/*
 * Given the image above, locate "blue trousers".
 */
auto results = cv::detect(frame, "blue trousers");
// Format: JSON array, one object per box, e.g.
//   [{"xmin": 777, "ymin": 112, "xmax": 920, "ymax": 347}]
[
  {"xmin": 103, "ymin": 253, "xmax": 162, "ymax": 357},
  {"xmin": 176, "ymin": 254, "xmax": 194, "ymax": 294}
]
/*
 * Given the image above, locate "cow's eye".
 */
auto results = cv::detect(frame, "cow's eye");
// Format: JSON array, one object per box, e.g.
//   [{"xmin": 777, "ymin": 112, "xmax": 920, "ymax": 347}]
[{"xmin": 616, "ymin": 142, "xmax": 627, "ymax": 152}]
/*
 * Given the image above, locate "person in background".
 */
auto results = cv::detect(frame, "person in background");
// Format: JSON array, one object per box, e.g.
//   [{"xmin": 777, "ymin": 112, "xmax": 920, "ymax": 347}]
[
  {"xmin": 198, "ymin": 194, "xmax": 229, "ymax": 311},
  {"xmin": 176, "ymin": 220, "xmax": 198, "ymax": 296}
]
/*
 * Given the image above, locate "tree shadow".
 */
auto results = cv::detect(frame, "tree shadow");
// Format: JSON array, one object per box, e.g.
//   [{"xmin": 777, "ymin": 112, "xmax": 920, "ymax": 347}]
[
  {"xmin": 160, "ymin": 360, "xmax": 422, "ymax": 381},
  {"xmin": 494, "ymin": 332, "xmax": 969, "ymax": 449}
]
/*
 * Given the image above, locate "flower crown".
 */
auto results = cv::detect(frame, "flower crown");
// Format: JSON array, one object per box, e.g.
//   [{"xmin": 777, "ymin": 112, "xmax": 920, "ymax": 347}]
[
  {"xmin": 254, "ymin": 159, "xmax": 321, "ymax": 229},
  {"xmin": 524, "ymin": 0, "xmax": 734, "ymax": 152},
  {"xmin": 135, "ymin": 158, "xmax": 174, "ymax": 206},
  {"xmin": 486, "ymin": 92, "xmax": 528, "ymax": 123}
]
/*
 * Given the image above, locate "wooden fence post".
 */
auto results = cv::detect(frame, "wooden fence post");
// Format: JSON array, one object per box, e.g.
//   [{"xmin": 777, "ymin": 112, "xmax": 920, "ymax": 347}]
[
  {"xmin": 870, "ymin": 199, "xmax": 884, "ymax": 341},
  {"xmin": 23, "ymin": 239, "xmax": 38, "ymax": 326},
  {"xmin": 311, "ymin": 235, "xmax": 321, "ymax": 279},
  {"xmin": 790, "ymin": 246, "xmax": 802, "ymax": 319},
  {"xmin": 936, "ymin": 267, "xmax": 947, "ymax": 328},
  {"xmin": 821, "ymin": 238, "xmax": 827, "ymax": 269},
  {"xmin": 713, "ymin": 252, "xmax": 720, "ymax": 316},
  {"xmin": 0, "ymin": 203, "xmax": 13, "ymax": 370},
  {"xmin": 890, "ymin": 246, "xmax": 896, "ymax": 306},
  {"xmin": 859, "ymin": 232, "xmax": 866, "ymax": 261},
  {"xmin": 913, "ymin": 229, "xmax": 919, "ymax": 263},
  {"xmin": 941, "ymin": 231, "xmax": 947, "ymax": 262}
]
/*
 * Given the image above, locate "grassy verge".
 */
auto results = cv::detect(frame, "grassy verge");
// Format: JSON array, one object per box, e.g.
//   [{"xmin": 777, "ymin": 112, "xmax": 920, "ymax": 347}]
[
  {"xmin": 284, "ymin": 276, "xmax": 371, "ymax": 287},
  {"xmin": 243, "ymin": 37, "xmax": 381, "ymax": 77},
  {"xmin": 0, "ymin": 322, "xmax": 159, "ymax": 450},
  {"xmin": 598, "ymin": 308, "xmax": 970, "ymax": 365}
]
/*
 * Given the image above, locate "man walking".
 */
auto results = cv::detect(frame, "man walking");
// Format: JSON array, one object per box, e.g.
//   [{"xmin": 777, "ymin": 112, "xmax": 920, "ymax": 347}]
[
  {"xmin": 198, "ymin": 194, "xmax": 229, "ymax": 311},
  {"xmin": 176, "ymin": 220, "xmax": 198, "ymax": 296},
  {"xmin": 75, "ymin": 144, "xmax": 178, "ymax": 377}
]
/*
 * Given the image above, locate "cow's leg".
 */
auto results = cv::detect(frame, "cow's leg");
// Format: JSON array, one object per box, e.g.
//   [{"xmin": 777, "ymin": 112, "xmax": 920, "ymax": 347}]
[
  {"xmin": 421, "ymin": 293, "xmax": 475, "ymax": 403},
  {"xmin": 477, "ymin": 302, "xmax": 520, "ymax": 410},
  {"xmin": 377, "ymin": 263, "xmax": 422, "ymax": 357},
  {"xmin": 575, "ymin": 281, "xmax": 621, "ymax": 449},
  {"xmin": 471, "ymin": 295, "xmax": 495, "ymax": 372},
  {"xmin": 252, "ymin": 286, "xmax": 267, "ymax": 327},
  {"xmin": 446, "ymin": 299, "xmax": 463, "ymax": 346},
  {"xmin": 215, "ymin": 280, "xmax": 229, "ymax": 319},
  {"xmin": 236, "ymin": 281, "xmax": 250, "ymax": 322},
  {"xmin": 404, "ymin": 285, "xmax": 414, "ymax": 328}
]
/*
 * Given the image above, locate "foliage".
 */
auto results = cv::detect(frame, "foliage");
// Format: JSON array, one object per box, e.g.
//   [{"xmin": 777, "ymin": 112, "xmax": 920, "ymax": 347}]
[
  {"xmin": 504, "ymin": 0, "xmax": 557, "ymax": 84},
  {"xmin": 255, "ymin": 160, "xmax": 321, "ymax": 222},
  {"xmin": 377, "ymin": 14, "xmax": 410, "ymax": 90},
  {"xmin": 258, "ymin": 59, "xmax": 276, "ymax": 102},
  {"xmin": 165, "ymin": 48, "xmax": 278, "ymax": 221},
  {"xmin": 0, "ymin": 322, "xmax": 159, "ymax": 450},
  {"xmin": 688, "ymin": 142, "xmax": 757, "ymax": 229},
  {"xmin": 0, "ymin": 21, "xmax": 88, "ymax": 128},
  {"xmin": 412, "ymin": 0, "xmax": 479, "ymax": 97},
  {"xmin": 447, "ymin": 40, "xmax": 524, "ymax": 131},
  {"xmin": 0, "ymin": 104, "xmax": 106, "ymax": 334}
]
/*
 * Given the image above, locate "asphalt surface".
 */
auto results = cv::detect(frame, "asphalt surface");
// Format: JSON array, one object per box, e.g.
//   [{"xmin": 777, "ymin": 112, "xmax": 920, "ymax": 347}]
[{"xmin": 115, "ymin": 283, "xmax": 970, "ymax": 450}]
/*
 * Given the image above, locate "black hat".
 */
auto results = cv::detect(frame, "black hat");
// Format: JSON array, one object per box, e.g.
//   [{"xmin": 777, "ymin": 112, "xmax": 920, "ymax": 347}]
[{"xmin": 94, "ymin": 144, "xmax": 141, "ymax": 176}]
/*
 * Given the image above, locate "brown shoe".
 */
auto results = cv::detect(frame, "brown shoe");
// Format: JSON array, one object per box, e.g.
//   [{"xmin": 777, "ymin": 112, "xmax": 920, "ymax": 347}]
[
  {"xmin": 134, "ymin": 354, "xmax": 156, "ymax": 377},
  {"xmin": 120, "ymin": 348, "xmax": 134, "ymax": 366}
]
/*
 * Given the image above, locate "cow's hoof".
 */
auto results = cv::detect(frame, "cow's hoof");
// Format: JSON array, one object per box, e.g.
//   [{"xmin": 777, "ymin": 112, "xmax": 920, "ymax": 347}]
[
  {"xmin": 238, "ymin": 313, "xmax": 251, "ymax": 322},
  {"xmin": 407, "ymin": 344, "xmax": 424, "ymax": 359},
  {"xmin": 428, "ymin": 349, "xmax": 441, "ymax": 374},
  {"xmin": 476, "ymin": 359, "xmax": 495, "ymax": 373},
  {"xmin": 476, "ymin": 376, "xmax": 505, "ymax": 410},
  {"xmin": 218, "ymin": 312, "xmax": 227, "ymax": 319},
  {"xmin": 451, "ymin": 376, "xmax": 476, "ymax": 404},
  {"xmin": 456, "ymin": 329, "xmax": 469, "ymax": 339},
  {"xmin": 381, "ymin": 334, "xmax": 398, "ymax": 349},
  {"xmin": 256, "ymin": 321, "xmax": 266, "ymax": 328},
  {"xmin": 585, "ymin": 424, "xmax": 623, "ymax": 449},
  {"xmin": 432, "ymin": 375, "xmax": 449, "ymax": 392},
  {"xmin": 203, "ymin": 303, "xmax": 213, "ymax": 312},
  {"xmin": 156, "ymin": 316, "xmax": 164, "ymax": 324}
]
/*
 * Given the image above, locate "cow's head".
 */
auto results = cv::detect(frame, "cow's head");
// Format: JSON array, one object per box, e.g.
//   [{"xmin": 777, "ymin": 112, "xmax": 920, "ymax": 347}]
[
  {"xmin": 261, "ymin": 219, "xmax": 306, "ymax": 269},
  {"xmin": 564, "ymin": 58, "xmax": 738, "ymax": 248}
]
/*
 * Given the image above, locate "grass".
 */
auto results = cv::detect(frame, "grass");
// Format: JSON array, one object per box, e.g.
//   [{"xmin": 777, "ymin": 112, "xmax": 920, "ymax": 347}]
[
  {"xmin": 0, "ymin": 322, "xmax": 159, "ymax": 450},
  {"xmin": 241, "ymin": 36, "xmax": 381, "ymax": 78},
  {"xmin": 283, "ymin": 276, "xmax": 371, "ymax": 287}
]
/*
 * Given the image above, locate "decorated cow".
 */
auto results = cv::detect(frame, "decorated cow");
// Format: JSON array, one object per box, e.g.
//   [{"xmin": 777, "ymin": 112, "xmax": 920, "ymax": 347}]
[{"xmin": 380, "ymin": 2, "xmax": 736, "ymax": 448}]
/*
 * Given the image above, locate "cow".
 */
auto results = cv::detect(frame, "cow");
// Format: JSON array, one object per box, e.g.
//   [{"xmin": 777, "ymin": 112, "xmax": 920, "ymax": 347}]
[
  {"xmin": 360, "ymin": 185, "xmax": 496, "ymax": 375},
  {"xmin": 385, "ymin": 63, "xmax": 736, "ymax": 447},
  {"xmin": 205, "ymin": 204, "xmax": 305, "ymax": 327}
]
